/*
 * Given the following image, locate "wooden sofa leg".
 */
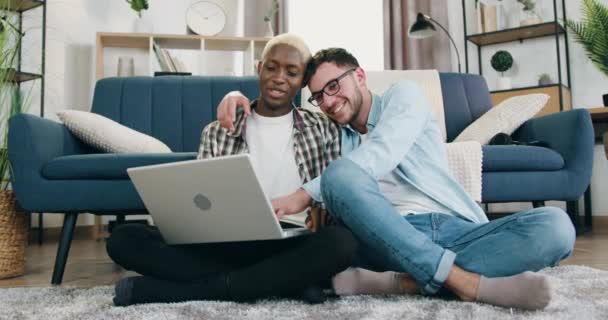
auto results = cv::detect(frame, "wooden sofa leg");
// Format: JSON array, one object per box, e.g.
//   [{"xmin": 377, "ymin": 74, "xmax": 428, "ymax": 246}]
[
  {"xmin": 51, "ymin": 213, "xmax": 78, "ymax": 285},
  {"xmin": 532, "ymin": 201, "xmax": 545, "ymax": 208}
]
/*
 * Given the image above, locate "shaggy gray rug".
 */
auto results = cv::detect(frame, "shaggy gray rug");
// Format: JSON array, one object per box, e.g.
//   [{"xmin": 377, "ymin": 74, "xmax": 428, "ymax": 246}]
[{"xmin": 0, "ymin": 265, "xmax": 607, "ymax": 320}]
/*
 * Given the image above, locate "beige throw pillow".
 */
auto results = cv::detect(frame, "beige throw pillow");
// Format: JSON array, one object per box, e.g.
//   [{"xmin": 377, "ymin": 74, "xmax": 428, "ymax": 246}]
[
  {"xmin": 57, "ymin": 110, "xmax": 171, "ymax": 153},
  {"xmin": 453, "ymin": 94, "xmax": 549, "ymax": 145}
]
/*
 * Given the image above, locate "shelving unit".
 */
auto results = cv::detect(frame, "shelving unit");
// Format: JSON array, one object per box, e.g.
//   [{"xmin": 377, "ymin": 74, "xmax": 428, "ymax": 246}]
[
  {"xmin": 461, "ymin": 0, "xmax": 571, "ymax": 115},
  {"xmin": 1, "ymin": 0, "xmax": 45, "ymax": 112},
  {"xmin": 1, "ymin": 0, "xmax": 46, "ymax": 244},
  {"xmin": 96, "ymin": 32, "xmax": 271, "ymax": 80}
]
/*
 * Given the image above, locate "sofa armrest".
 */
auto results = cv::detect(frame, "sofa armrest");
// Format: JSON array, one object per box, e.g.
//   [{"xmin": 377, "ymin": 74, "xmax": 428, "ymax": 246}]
[
  {"xmin": 9, "ymin": 113, "xmax": 90, "ymax": 167},
  {"xmin": 513, "ymin": 109, "xmax": 594, "ymax": 191},
  {"xmin": 8, "ymin": 114, "xmax": 91, "ymax": 204}
]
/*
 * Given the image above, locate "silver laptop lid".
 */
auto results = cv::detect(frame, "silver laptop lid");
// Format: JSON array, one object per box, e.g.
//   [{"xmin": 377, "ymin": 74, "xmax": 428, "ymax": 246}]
[{"xmin": 127, "ymin": 154, "xmax": 286, "ymax": 244}]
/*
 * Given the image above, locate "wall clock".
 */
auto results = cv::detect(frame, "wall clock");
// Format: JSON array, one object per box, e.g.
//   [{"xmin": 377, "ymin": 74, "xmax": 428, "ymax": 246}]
[{"xmin": 186, "ymin": 1, "xmax": 227, "ymax": 36}]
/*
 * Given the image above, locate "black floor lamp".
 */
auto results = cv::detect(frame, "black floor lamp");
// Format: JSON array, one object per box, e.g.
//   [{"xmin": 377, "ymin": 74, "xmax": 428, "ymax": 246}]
[{"xmin": 408, "ymin": 13, "xmax": 462, "ymax": 73}]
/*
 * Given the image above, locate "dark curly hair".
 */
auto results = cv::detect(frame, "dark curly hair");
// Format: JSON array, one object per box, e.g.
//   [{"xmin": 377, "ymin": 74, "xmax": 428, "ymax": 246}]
[{"xmin": 303, "ymin": 48, "xmax": 360, "ymax": 87}]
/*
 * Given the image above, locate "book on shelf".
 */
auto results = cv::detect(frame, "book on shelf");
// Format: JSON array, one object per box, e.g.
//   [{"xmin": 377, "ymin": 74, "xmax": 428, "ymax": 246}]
[
  {"xmin": 152, "ymin": 42, "xmax": 169, "ymax": 71},
  {"xmin": 161, "ymin": 48, "xmax": 177, "ymax": 72},
  {"xmin": 152, "ymin": 42, "xmax": 179, "ymax": 72},
  {"xmin": 172, "ymin": 57, "xmax": 188, "ymax": 73},
  {"xmin": 477, "ymin": 0, "xmax": 503, "ymax": 33}
]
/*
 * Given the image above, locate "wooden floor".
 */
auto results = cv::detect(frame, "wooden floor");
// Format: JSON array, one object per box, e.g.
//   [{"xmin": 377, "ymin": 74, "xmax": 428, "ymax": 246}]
[{"xmin": 1, "ymin": 229, "xmax": 607, "ymax": 288}]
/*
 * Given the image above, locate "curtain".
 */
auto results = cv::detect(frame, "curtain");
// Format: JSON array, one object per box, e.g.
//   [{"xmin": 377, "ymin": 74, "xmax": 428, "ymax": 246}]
[{"xmin": 384, "ymin": 0, "xmax": 453, "ymax": 71}]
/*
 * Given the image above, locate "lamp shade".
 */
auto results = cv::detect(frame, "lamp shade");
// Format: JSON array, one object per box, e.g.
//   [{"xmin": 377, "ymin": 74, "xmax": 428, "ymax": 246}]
[{"xmin": 408, "ymin": 13, "xmax": 436, "ymax": 39}]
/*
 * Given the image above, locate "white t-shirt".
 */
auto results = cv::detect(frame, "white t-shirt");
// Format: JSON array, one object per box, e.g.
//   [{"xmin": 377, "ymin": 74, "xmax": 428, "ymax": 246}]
[
  {"xmin": 361, "ymin": 134, "xmax": 451, "ymax": 216},
  {"xmin": 245, "ymin": 110, "xmax": 302, "ymax": 200}
]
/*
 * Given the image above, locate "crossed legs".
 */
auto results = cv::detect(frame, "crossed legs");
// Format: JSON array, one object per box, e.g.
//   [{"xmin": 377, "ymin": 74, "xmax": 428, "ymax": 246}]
[{"xmin": 321, "ymin": 159, "xmax": 575, "ymax": 310}]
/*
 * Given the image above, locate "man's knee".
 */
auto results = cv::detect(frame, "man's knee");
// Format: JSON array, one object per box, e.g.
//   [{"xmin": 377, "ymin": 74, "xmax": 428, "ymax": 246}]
[
  {"xmin": 106, "ymin": 223, "xmax": 154, "ymax": 262},
  {"xmin": 530, "ymin": 207, "xmax": 576, "ymax": 262},
  {"xmin": 545, "ymin": 208, "xmax": 576, "ymax": 259},
  {"xmin": 321, "ymin": 159, "xmax": 366, "ymax": 201},
  {"xmin": 315, "ymin": 226, "xmax": 358, "ymax": 268}
]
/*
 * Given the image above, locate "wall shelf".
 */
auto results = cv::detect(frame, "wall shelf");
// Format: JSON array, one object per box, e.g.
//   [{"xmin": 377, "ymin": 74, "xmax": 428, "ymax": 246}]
[
  {"xmin": 1, "ymin": 69, "xmax": 42, "ymax": 83},
  {"xmin": 490, "ymin": 83, "xmax": 569, "ymax": 94},
  {"xmin": 490, "ymin": 84, "xmax": 571, "ymax": 117},
  {"xmin": 96, "ymin": 32, "xmax": 271, "ymax": 79},
  {"xmin": 4, "ymin": 0, "xmax": 43, "ymax": 12},
  {"xmin": 467, "ymin": 21, "xmax": 566, "ymax": 46}
]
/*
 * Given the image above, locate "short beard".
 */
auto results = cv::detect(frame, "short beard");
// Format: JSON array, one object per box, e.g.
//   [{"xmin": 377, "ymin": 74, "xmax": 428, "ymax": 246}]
[{"xmin": 347, "ymin": 86, "xmax": 363, "ymax": 123}]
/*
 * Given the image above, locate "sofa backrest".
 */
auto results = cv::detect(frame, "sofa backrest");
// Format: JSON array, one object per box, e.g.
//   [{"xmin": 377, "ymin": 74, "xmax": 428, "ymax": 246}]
[
  {"xmin": 90, "ymin": 73, "xmax": 491, "ymax": 151},
  {"xmin": 439, "ymin": 73, "xmax": 493, "ymax": 142},
  {"xmin": 91, "ymin": 76, "xmax": 301, "ymax": 152}
]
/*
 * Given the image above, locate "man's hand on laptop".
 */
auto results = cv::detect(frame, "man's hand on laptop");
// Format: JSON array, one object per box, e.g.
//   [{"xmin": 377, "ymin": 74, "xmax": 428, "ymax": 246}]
[
  {"xmin": 271, "ymin": 188, "xmax": 312, "ymax": 219},
  {"xmin": 217, "ymin": 91, "xmax": 251, "ymax": 132}
]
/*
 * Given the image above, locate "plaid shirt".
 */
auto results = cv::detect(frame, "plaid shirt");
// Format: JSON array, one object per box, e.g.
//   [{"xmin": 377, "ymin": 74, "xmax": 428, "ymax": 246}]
[{"xmin": 197, "ymin": 103, "xmax": 341, "ymax": 190}]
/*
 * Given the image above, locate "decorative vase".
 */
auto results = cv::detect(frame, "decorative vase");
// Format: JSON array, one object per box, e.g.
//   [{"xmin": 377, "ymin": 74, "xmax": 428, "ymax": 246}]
[
  {"xmin": 497, "ymin": 77, "xmax": 512, "ymax": 90},
  {"xmin": 117, "ymin": 56, "xmax": 135, "ymax": 77},
  {"xmin": 133, "ymin": 13, "xmax": 153, "ymax": 33},
  {"xmin": 520, "ymin": 9, "xmax": 542, "ymax": 26},
  {"xmin": 0, "ymin": 191, "xmax": 28, "ymax": 280},
  {"xmin": 264, "ymin": 20, "xmax": 274, "ymax": 38}
]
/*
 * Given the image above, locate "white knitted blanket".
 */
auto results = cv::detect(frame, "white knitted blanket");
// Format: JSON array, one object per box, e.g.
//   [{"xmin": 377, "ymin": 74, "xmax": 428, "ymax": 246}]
[{"xmin": 445, "ymin": 141, "xmax": 483, "ymax": 202}]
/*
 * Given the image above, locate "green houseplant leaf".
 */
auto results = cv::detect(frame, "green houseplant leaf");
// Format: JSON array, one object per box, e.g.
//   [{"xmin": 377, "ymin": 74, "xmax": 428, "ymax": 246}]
[
  {"xmin": 565, "ymin": 0, "xmax": 608, "ymax": 77},
  {"xmin": 0, "ymin": 0, "xmax": 34, "ymax": 190},
  {"xmin": 125, "ymin": 0, "xmax": 149, "ymax": 18}
]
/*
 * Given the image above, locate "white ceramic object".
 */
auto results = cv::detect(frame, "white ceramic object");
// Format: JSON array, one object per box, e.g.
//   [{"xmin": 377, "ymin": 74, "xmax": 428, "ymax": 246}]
[
  {"xmin": 497, "ymin": 77, "xmax": 512, "ymax": 90},
  {"xmin": 133, "ymin": 14, "xmax": 153, "ymax": 33}
]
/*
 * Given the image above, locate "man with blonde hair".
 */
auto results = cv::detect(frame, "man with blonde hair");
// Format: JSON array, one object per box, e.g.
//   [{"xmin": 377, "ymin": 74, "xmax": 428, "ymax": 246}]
[{"xmin": 106, "ymin": 33, "xmax": 357, "ymax": 306}]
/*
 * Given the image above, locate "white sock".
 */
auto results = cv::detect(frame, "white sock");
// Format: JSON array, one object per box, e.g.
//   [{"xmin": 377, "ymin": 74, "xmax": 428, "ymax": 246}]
[
  {"xmin": 477, "ymin": 271, "xmax": 551, "ymax": 310},
  {"xmin": 332, "ymin": 268, "xmax": 404, "ymax": 296}
]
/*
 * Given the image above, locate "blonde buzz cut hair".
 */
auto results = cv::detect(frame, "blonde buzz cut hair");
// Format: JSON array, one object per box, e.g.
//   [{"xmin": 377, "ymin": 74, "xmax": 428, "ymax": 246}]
[{"xmin": 260, "ymin": 33, "xmax": 311, "ymax": 64}]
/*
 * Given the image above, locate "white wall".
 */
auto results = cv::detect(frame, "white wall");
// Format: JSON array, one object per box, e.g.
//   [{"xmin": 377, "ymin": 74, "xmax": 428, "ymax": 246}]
[
  {"xmin": 284, "ymin": 0, "xmax": 384, "ymax": 70},
  {"xmin": 447, "ymin": 0, "xmax": 608, "ymax": 215}
]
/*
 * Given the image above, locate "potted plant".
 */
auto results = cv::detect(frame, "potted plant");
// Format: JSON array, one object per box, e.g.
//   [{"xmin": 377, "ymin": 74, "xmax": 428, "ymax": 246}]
[
  {"xmin": 126, "ymin": 0, "xmax": 148, "ymax": 18},
  {"xmin": 565, "ymin": 0, "xmax": 608, "ymax": 106},
  {"xmin": 263, "ymin": 0, "xmax": 279, "ymax": 37},
  {"xmin": 125, "ymin": 0, "xmax": 151, "ymax": 33},
  {"xmin": 0, "ymin": 1, "xmax": 30, "ymax": 279},
  {"xmin": 491, "ymin": 50, "xmax": 514, "ymax": 90},
  {"xmin": 538, "ymin": 73, "xmax": 552, "ymax": 86},
  {"xmin": 518, "ymin": 0, "xmax": 542, "ymax": 26}
]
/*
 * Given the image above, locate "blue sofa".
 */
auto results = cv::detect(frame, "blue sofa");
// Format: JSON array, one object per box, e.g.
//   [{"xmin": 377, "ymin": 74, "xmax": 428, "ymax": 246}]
[{"xmin": 8, "ymin": 73, "xmax": 594, "ymax": 284}]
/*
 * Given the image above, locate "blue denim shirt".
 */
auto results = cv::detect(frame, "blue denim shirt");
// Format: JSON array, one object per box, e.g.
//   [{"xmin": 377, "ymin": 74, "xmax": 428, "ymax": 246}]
[{"xmin": 303, "ymin": 80, "xmax": 488, "ymax": 224}]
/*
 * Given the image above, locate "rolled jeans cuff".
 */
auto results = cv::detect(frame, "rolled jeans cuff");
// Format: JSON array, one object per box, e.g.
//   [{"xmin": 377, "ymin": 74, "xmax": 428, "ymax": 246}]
[{"xmin": 422, "ymin": 249, "xmax": 456, "ymax": 295}]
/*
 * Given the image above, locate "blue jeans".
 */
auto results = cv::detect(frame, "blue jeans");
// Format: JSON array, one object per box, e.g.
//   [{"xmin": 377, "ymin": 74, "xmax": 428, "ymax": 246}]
[{"xmin": 321, "ymin": 159, "xmax": 576, "ymax": 295}]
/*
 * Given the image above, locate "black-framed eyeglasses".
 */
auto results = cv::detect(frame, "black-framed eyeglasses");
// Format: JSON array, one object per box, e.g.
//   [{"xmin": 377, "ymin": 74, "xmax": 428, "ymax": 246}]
[{"xmin": 307, "ymin": 68, "xmax": 357, "ymax": 107}]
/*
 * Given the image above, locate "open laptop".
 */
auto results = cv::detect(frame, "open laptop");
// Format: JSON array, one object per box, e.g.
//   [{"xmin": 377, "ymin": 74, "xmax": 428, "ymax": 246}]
[{"xmin": 127, "ymin": 154, "xmax": 309, "ymax": 245}]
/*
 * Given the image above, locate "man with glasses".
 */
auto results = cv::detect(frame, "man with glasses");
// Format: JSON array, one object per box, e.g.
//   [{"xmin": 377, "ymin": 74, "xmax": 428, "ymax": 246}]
[{"xmin": 217, "ymin": 47, "xmax": 575, "ymax": 310}]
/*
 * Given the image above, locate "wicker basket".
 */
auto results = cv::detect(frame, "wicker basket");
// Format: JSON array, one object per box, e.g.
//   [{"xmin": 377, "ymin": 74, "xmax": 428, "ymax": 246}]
[{"xmin": 0, "ymin": 191, "xmax": 28, "ymax": 279}]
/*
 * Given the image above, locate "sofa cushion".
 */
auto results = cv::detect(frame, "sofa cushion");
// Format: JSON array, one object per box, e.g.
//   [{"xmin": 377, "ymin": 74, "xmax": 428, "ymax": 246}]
[
  {"xmin": 57, "ymin": 110, "xmax": 172, "ymax": 153},
  {"xmin": 482, "ymin": 145, "xmax": 564, "ymax": 172},
  {"xmin": 454, "ymin": 94, "xmax": 549, "ymax": 145},
  {"xmin": 42, "ymin": 152, "xmax": 197, "ymax": 180}
]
